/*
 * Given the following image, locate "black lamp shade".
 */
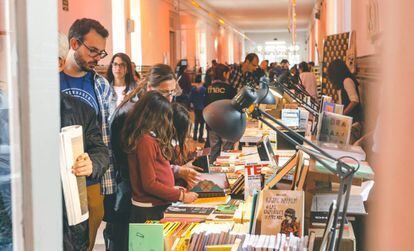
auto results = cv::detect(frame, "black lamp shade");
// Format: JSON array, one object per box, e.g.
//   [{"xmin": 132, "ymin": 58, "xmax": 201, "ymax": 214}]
[
  {"xmin": 257, "ymin": 88, "xmax": 276, "ymax": 104},
  {"xmin": 203, "ymin": 99, "xmax": 247, "ymax": 142}
]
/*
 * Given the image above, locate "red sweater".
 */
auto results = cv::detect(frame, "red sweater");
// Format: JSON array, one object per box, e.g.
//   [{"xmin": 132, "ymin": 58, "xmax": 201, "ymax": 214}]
[{"xmin": 128, "ymin": 134, "xmax": 180, "ymax": 206}]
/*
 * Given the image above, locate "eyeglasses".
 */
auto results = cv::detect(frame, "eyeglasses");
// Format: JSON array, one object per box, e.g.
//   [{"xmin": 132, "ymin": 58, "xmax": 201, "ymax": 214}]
[
  {"xmin": 77, "ymin": 39, "xmax": 108, "ymax": 59},
  {"xmin": 112, "ymin": 62, "xmax": 126, "ymax": 68},
  {"xmin": 158, "ymin": 89, "xmax": 176, "ymax": 97}
]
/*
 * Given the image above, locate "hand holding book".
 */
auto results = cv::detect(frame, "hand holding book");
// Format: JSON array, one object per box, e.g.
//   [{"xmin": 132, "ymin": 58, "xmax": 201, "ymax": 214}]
[
  {"xmin": 178, "ymin": 161, "xmax": 201, "ymax": 189},
  {"xmin": 177, "ymin": 186, "xmax": 199, "ymax": 204},
  {"xmin": 72, "ymin": 153, "xmax": 93, "ymax": 177}
]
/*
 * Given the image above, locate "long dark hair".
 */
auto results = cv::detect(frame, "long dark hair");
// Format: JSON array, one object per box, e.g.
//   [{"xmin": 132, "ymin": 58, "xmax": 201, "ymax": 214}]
[
  {"xmin": 107, "ymin": 53, "xmax": 135, "ymax": 93},
  {"xmin": 172, "ymin": 103, "xmax": 191, "ymax": 164},
  {"xmin": 298, "ymin": 61, "xmax": 309, "ymax": 72},
  {"xmin": 327, "ymin": 59, "xmax": 358, "ymax": 90},
  {"xmin": 176, "ymin": 59, "xmax": 188, "ymax": 78},
  {"xmin": 121, "ymin": 91, "xmax": 174, "ymax": 159}
]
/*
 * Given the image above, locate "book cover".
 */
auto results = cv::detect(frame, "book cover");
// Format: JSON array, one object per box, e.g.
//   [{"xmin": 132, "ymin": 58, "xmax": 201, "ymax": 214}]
[
  {"xmin": 244, "ymin": 165, "xmax": 262, "ymax": 200},
  {"xmin": 191, "ymin": 148, "xmax": 211, "ymax": 173},
  {"xmin": 128, "ymin": 223, "xmax": 164, "ymax": 251},
  {"xmin": 191, "ymin": 173, "xmax": 229, "ymax": 198},
  {"xmin": 322, "ymin": 101, "xmax": 335, "ymax": 113},
  {"xmin": 258, "ymin": 190, "xmax": 304, "ymax": 237},
  {"xmin": 319, "ymin": 95, "xmax": 332, "ymax": 113},
  {"xmin": 317, "ymin": 112, "xmax": 353, "ymax": 145},
  {"xmin": 215, "ymin": 204, "xmax": 238, "ymax": 215},
  {"xmin": 164, "ymin": 206, "xmax": 215, "ymax": 219},
  {"xmin": 281, "ymin": 109, "xmax": 300, "ymax": 127},
  {"xmin": 334, "ymin": 104, "xmax": 344, "ymax": 114}
]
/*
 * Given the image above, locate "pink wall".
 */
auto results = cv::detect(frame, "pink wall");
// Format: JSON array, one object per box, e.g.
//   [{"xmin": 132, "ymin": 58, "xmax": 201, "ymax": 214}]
[
  {"xmin": 57, "ymin": 0, "xmax": 244, "ymax": 68},
  {"xmin": 351, "ymin": 0, "xmax": 376, "ymax": 56},
  {"xmin": 218, "ymin": 27, "xmax": 229, "ymax": 64},
  {"xmin": 58, "ymin": 0, "xmax": 113, "ymax": 65},
  {"xmin": 140, "ymin": 0, "xmax": 170, "ymax": 65},
  {"xmin": 368, "ymin": 1, "xmax": 414, "ymax": 250},
  {"xmin": 179, "ymin": 14, "xmax": 197, "ymax": 68},
  {"xmin": 308, "ymin": 0, "xmax": 379, "ymax": 59}
]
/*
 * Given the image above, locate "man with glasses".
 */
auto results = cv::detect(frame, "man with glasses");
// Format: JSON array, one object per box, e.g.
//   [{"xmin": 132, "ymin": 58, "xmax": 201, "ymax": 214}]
[
  {"xmin": 60, "ymin": 18, "xmax": 114, "ymax": 251},
  {"xmin": 228, "ymin": 53, "xmax": 260, "ymax": 91}
]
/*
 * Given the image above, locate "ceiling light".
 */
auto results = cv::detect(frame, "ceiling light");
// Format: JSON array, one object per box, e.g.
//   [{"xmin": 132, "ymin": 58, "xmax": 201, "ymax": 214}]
[{"xmin": 265, "ymin": 41, "xmax": 286, "ymax": 45}]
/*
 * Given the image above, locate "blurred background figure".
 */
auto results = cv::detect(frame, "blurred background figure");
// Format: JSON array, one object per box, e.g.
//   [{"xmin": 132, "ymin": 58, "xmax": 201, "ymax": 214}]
[
  {"xmin": 58, "ymin": 32, "xmax": 69, "ymax": 72},
  {"xmin": 175, "ymin": 59, "xmax": 192, "ymax": 108},
  {"xmin": 189, "ymin": 81, "xmax": 206, "ymax": 143},
  {"xmin": 131, "ymin": 62, "xmax": 141, "ymax": 82},
  {"xmin": 107, "ymin": 53, "xmax": 137, "ymax": 114},
  {"xmin": 299, "ymin": 61, "xmax": 317, "ymax": 99}
]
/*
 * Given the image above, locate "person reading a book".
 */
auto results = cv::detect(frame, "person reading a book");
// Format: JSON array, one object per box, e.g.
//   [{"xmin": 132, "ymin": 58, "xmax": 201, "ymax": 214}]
[
  {"xmin": 327, "ymin": 59, "xmax": 363, "ymax": 122},
  {"xmin": 122, "ymin": 91, "xmax": 198, "ymax": 223}
]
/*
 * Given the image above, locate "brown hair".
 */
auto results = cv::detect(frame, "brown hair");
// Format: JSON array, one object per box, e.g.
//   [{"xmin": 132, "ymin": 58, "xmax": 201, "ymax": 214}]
[
  {"xmin": 134, "ymin": 64, "xmax": 180, "ymax": 98},
  {"xmin": 121, "ymin": 91, "xmax": 174, "ymax": 159}
]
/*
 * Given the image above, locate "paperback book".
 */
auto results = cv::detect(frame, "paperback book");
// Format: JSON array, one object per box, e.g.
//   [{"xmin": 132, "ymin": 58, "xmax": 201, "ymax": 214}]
[
  {"xmin": 191, "ymin": 173, "xmax": 230, "ymax": 198},
  {"xmin": 317, "ymin": 111, "xmax": 353, "ymax": 145},
  {"xmin": 256, "ymin": 190, "xmax": 304, "ymax": 237},
  {"xmin": 59, "ymin": 125, "xmax": 89, "ymax": 226}
]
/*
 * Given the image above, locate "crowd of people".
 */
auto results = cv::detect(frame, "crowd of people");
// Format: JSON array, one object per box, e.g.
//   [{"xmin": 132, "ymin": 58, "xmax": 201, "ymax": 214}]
[{"xmin": 58, "ymin": 18, "xmax": 362, "ymax": 251}]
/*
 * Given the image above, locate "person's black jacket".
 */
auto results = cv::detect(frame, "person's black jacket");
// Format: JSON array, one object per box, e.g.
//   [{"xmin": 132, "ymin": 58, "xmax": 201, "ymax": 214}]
[
  {"xmin": 61, "ymin": 93, "xmax": 109, "ymax": 181},
  {"xmin": 205, "ymin": 80, "xmax": 237, "ymax": 107},
  {"xmin": 60, "ymin": 93, "xmax": 109, "ymax": 251},
  {"xmin": 108, "ymin": 94, "xmax": 139, "ymax": 218},
  {"xmin": 109, "ymin": 98, "xmax": 136, "ymax": 183}
]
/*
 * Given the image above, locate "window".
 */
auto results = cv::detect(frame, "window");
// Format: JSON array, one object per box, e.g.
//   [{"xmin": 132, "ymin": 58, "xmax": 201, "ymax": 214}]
[{"xmin": 1, "ymin": 1, "xmax": 14, "ymax": 249}]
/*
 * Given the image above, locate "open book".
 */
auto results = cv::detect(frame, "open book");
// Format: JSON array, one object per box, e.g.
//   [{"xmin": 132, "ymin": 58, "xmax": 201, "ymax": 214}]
[{"xmin": 59, "ymin": 125, "xmax": 89, "ymax": 226}]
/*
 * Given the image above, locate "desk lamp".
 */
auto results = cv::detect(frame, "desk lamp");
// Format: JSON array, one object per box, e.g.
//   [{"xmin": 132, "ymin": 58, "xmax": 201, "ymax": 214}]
[
  {"xmin": 270, "ymin": 71, "xmax": 320, "ymax": 118},
  {"xmin": 203, "ymin": 85, "xmax": 359, "ymax": 251}
]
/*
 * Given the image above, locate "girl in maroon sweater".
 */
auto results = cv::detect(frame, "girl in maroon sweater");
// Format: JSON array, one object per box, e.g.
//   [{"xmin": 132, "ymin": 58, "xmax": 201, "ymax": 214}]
[{"xmin": 122, "ymin": 91, "xmax": 198, "ymax": 223}]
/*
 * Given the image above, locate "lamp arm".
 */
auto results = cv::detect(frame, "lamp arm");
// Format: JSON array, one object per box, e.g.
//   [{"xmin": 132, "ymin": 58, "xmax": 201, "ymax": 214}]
[
  {"xmin": 326, "ymin": 170, "xmax": 354, "ymax": 251},
  {"xmin": 276, "ymin": 82, "xmax": 320, "ymax": 116},
  {"xmin": 251, "ymin": 107, "xmax": 356, "ymax": 251},
  {"xmin": 252, "ymin": 107, "xmax": 356, "ymax": 175},
  {"xmin": 256, "ymin": 108, "xmax": 333, "ymax": 158}
]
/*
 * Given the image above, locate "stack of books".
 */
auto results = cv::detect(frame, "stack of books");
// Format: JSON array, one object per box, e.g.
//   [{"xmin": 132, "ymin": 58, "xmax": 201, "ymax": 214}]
[{"xmin": 187, "ymin": 223, "xmax": 316, "ymax": 251}]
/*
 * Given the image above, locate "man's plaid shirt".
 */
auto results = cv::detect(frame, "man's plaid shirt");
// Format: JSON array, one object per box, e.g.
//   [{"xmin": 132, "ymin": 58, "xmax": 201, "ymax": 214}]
[
  {"xmin": 228, "ymin": 64, "xmax": 256, "ymax": 91},
  {"xmin": 93, "ymin": 72, "xmax": 116, "ymax": 195}
]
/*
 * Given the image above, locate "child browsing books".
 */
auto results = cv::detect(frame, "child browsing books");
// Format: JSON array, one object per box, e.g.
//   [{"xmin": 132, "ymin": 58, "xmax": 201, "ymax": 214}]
[{"xmin": 122, "ymin": 91, "xmax": 198, "ymax": 223}]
